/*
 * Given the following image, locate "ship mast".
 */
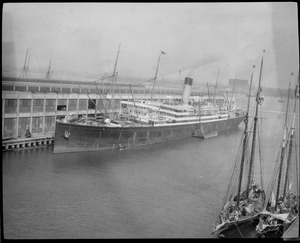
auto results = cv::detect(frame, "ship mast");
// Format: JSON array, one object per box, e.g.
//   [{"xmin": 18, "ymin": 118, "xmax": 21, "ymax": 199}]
[
  {"xmin": 236, "ymin": 65, "xmax": 255, "ymax": 208},
  {"xmin": 206, "ymin": 83, "xmax": 211, "ymax": 103},
  {"xmin": 274, "ymin": 80, "xmax": 292, "ymax": 210},
  {"xmin": 283, "ymin": 72, "xmax": 299, "ymax": 197},
  {"xmin": 26, "ymin": 52, "xmax": 30, "ymax": 77},
  {"xmin": 109, "ymin": 43, "xmax": 121, "ymax": 119},
  {"xmin": 246, "ymin": 50, "xmax": 265, "ymax": 199},
  {"xmin": 150, "ymin": 51, "xmax": 166, "ymax": 101},
  {"xmin": 229, "ymin": 74, "xmax": 237, "ymax": 112},
  {"xmin": 45, "ymin": 58, "xmax": 53, "ymax": 79},
  {"xmin": 197, "ymin": 100, "xmax": 203, "ymax": 134},
  {"xmin": 21, "ymin": 48, "xmax": 29, "ymax": 78},
  {"xmin": 213, "ymin": 67, "xmax": 221, "ymax": 106}
]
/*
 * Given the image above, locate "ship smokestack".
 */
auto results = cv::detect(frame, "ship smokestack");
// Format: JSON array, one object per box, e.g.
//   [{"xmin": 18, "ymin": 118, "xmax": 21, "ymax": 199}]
[{"xmin": 182, "ymin": 77, "xmax": 193, "ymax": 105}]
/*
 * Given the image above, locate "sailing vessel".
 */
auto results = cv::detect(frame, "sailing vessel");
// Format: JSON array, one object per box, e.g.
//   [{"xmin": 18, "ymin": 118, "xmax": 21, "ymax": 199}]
[
  {"xmin": 256, "ymin": 73, "xmax": 299, "ymax": 238},
  {"xmin": 53, "ymin": 49, "xmax": 246, "ymax": 154},
  {"xmin": 212, "ymin": 51, "xmax": 267, "ymax": 238}
]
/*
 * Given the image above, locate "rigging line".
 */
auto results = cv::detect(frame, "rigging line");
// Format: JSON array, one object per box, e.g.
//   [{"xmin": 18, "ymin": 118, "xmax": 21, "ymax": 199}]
[
  {"xmin": 257, "ymin": 119, "xmax": 264, "ymax": 190},
  {"xmin": 265, "ymin": 140, "xmax": 284, "ymax": 202},
  {"xmin": 79, "ymin": 85, "xmax": 97, "ymax": 108},
  {"xmin": 294, "ymin": 132, "xmax": 299, "ymax": 194},
  {"xmin": 264, "ymin": 149, "xmax": 281, "ymax": 203},
  {"xmin": 246, "ymin": 121, "xmax": 255, "ymax": 184},
  {"xmin": 234, "ymin": 222, "xmax": 244, "ymax": 238},
  {"xmin": 295, "ymin": 99, "xmax": 300, "ymax": 193},
  {"xmin": 222, "ymin": 133, "xmax": 245, "ymax": 207},
  {"xmin": 94, "ymin": 81, "xmax": 106, "ymax": 114}
]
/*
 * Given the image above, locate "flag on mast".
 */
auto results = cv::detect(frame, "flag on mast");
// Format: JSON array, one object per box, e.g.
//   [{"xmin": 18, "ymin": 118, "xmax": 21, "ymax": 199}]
[{"xmin": 161, "ymin": 51, "xmax": 166, "ymax": 55}]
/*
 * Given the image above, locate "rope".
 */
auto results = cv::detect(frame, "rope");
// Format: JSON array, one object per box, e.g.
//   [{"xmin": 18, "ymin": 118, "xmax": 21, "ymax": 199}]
[
  {"xmin": 257, "ymin": 121, "xmax": 264, "ymax": 191},
  {"xmin": 222, "ymin": 133, "xmax": 245, "ymax": 206},
  {"xmin": 294, "ymin": 100, "xmax": 299, "ymax": 194},
  {"xmin": 234, "ymin": 222, "xmax": 244, "ymax": 238},
  {"xmin": 265, "ymin": 141, "xmax": 283, "ymax": 207}
]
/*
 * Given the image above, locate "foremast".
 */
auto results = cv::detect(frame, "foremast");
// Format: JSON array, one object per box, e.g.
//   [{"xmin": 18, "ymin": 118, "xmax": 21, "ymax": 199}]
[
  {"xmin": 282, "ymin": 73, "xmax": 299, "ymax": 198},
  {"xmin": 274, "ymin": 80, "xmax": 292, "ymax": 210},
  {"xmin": 236, "ymin": 65, "xmax": 255, "ymax": 208},
  {"xmin": 109, "ymin": 43, "xmax": 121, "ymax": 118},
  {"xmin": 150, "ymin": 51, "xmax": 166, "ymax": 101},
  {"xmin": 246, "ymin": 50, "xmax": 265, "ymax": 200}
]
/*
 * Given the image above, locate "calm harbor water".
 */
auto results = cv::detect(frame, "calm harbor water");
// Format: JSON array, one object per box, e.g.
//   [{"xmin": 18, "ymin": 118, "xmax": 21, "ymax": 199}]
[{"xmin": 3, "ymin": 95, "xmax": 297, "ymax": 239}]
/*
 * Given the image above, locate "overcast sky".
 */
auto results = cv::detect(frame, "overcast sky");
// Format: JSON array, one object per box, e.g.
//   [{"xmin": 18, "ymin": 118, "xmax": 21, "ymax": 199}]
[{"xmin": 2, "ymin": 2, "xmax": 299, "ymax": 88}]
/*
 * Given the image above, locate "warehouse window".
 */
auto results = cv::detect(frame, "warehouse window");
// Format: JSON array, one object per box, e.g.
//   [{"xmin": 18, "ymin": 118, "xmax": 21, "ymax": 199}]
[
  {"xmin": 45, "ymin": 99, "xmax": 56, "ymax": 112},
  {"xmin": 4, "ymin": 118, "xmax": 17, "ymax": 137},
  {"xmin": 68, "ymin": 99, "xmax": 77, "ymax": 111},
  {"xmin": 57, "ymin": 99, "xmax": 67, "ymax": 111},
  {"xmin": 33, "ymin": 99, "xmax": 44, "ymax": 112},
  {"xmin": 88, "ymin": 99, "xmax": 96, "ymax": 109},
  {"xmin": 19, "ymin": 99, "xmax": 31, "ymax": 113},
  {"xmin": 4, "ymin": 99, "xmax": 17, "ymax": 113}
]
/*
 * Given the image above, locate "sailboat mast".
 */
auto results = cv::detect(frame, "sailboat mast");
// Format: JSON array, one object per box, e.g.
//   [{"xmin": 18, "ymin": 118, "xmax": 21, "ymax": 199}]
[
  {"xmin": 283, "ymin": 75, "xmax": 298, "ymax": 197},
  {"xmin": 274, "ymin": 82, "xmax": 291, "ymax": 210},
  {"xmin": 236, "ymin": 65, "xmax": 255, "ymax": 207},
  {"xmin": 246, "ymin": 50, "xmax": 265, "ymax": 199}
]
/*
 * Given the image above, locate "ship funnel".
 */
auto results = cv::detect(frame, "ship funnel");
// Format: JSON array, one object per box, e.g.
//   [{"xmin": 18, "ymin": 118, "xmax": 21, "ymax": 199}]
[{"xmin": 182, "ymin": 77, "xmax": 193, "ymax": 105}]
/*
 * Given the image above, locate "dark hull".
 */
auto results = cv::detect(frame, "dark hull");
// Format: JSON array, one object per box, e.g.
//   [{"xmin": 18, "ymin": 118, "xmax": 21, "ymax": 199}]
[
  {"xmin": 213, "ymin": 215, "xmax": 260, "ymax": 238},
  {"xmin": 53, "ymin": 115, "xmax": 245, "ymax": 153}
]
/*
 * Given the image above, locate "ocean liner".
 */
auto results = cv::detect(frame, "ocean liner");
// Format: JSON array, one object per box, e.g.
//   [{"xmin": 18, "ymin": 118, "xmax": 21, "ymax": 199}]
[{"xmin": 53, "ymin": 76, "xmax": 246, "ymax": 153}]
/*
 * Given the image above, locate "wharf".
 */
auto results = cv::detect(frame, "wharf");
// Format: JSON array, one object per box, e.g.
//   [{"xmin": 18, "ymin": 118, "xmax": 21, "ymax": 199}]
[{"xmin": 2, "ymin": 133, "xmax": 55, "ymax": 152}]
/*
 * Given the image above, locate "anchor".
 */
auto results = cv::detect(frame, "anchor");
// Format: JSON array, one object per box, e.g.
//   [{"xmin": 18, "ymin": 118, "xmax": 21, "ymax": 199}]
[{"xmin": 63, "ymin": 131, "xmax": 71, "ymax": 139}]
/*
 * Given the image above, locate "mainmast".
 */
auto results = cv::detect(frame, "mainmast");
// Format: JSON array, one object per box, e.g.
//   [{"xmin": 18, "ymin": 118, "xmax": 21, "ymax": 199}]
[
  {"xmin": 274, "ymin": 79, "xmax": 292, "ymax": 210},
  {"xmin": 236, "ymin": 65, "xmax": 255, "ymax": 208},
  {"xmin": 246, "ymin": 50, "xmax": 265, "ymax": 199},
  {"xmin": 150, "ymin": 51, "xmax": 166, "ymax": 101},
  {"xmin": 108, "ymin": 43, "xmax": 121, "ymax": 118},
  {"xmin": 283, "ymin": 72, "xmax": 298, "ymax": 197}
]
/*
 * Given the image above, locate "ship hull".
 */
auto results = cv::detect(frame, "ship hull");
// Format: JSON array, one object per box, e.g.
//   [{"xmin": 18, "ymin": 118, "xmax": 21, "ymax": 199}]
[
  {"xmin": 212, "ymin": 215, "xmax": 260, "ymax": 238},
  {"xmin": 53, "ymin": 115, "xmax": 245, "ymax": 153}
]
